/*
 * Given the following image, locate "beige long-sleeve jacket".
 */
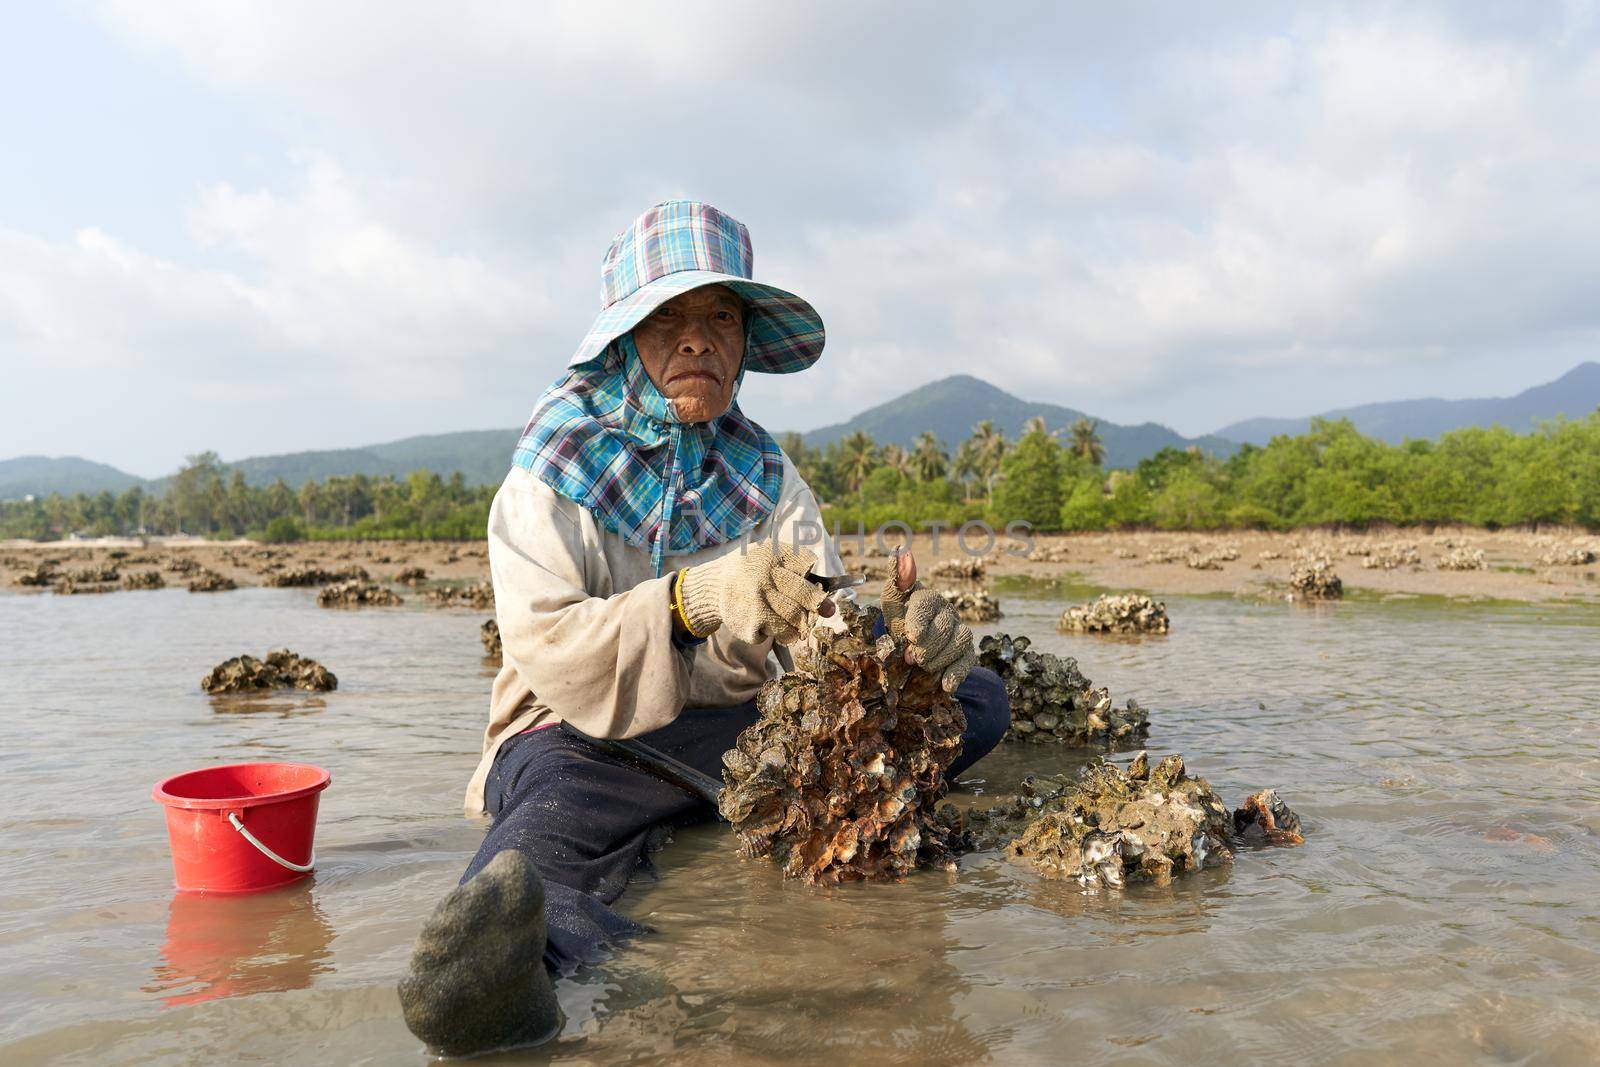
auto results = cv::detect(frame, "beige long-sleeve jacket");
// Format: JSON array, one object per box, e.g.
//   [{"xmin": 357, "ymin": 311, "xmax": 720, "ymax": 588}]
[{"xmin": 464, "ymin": 457, "xmax": 846, "ymax": 816}]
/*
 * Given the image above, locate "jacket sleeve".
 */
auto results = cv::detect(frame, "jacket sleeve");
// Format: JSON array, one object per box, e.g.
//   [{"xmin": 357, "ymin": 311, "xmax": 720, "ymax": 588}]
[{"xmin": 487, "ymin": 471, "xmax": 692, "ymax": 739}]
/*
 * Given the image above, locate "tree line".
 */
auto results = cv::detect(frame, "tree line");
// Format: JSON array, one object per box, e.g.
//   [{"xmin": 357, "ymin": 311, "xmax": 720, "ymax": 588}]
[{"xmin": 3, "ymin": 411, "xmax": 1597, "ymax": 542}]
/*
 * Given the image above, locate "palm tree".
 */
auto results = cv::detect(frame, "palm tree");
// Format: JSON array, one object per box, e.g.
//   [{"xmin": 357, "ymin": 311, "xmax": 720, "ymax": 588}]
[
  {"xmin": 1023, "ymin": 415, "xmax": 1050, "ymax": 437},
  {"xmin": 1069, "ymin": 417, "xmax": 1105, "ymax": 466},
  {"xmin": 880, "ymin": 443, "xmax": 911, "ymax": 476},
  {"xmin": 953, "ymin": 439, "xmax": 982, "ymax": 498},
  {"xmin": 970, "ymin": 420, "xmax": 1007, "ymax": 503},
  {"xmin": 911, "ymin": 431, "xmax": 948, "ymax": 482},
  {"xmin": 840, "ymin": 431, "xmax": 877, "ymax": 506}
]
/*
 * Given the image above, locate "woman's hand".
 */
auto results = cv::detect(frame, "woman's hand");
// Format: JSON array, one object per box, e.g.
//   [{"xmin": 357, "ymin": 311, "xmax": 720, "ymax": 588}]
[
  {"xmin": 878, "ymin": 554, "xmax": 976, "ymax": 693},
  {"xmin": 677, "ymin": 543, "xmax": 827, "ymax": 645}
]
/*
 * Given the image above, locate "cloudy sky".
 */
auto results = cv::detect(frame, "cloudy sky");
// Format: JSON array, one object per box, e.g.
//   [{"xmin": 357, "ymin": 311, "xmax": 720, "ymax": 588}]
[{"xmin": 4, "ymin": 2, "xmax": 1599, "ymax": 477}]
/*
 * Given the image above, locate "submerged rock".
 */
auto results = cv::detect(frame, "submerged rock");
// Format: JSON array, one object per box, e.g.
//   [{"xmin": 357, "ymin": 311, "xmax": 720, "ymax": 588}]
[
  {"xmin": 480, "ymin": 618, "xmax": 502, "ymax": 658},
  {"xmin": 187, "ymin": 570, "xmax": 237, "ymax": 593},
  {"xmin": 977, "ymin": 632, "xmax": 1150, "ymax": 746},
  {"xmin": 426, "ymin": 581, "xmax": 495, "ymax": 609},
  {"xmin": 1288, "ymin": 557, "xmax": 1342, "ymax": 600},
  {"xmin": 122, "ymin": 569, "xmax": 166, "ymax": 590},
  {"xmin": 317, "ymin": 580, "xmax": 403, "ymax": 607},
  {"xmin": 937, "ymin": 586, "xmax": 1001, "ymax": 622},
  {"xmin": 1436, "ymin": 547, "xmax": 1486, "ymax": 571},
  {"xmin": 718, "ymin": 599, "xmax": 967, "ymax": 885},
  {"xmin": 1057, "ymin": 594, "xmax": 1169, "ymax": 635},
  {"xmin": 201, "ymin": 649, "xmax": 337, "ymax": 693}
]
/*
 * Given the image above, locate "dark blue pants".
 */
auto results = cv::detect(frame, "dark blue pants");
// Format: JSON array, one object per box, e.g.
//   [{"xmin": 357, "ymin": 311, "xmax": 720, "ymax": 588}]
[{"xmin": 466, "ymin": 666, "xmax": 1010, "ymax": 974}]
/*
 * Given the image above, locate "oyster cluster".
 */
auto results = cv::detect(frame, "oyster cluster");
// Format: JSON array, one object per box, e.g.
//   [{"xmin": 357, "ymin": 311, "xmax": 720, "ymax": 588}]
[
  {"xmin": 978, "ymin": 754, "xmax": 1231, "ymax": 886},
  {"xmin": 201, "ymin": 649, "xmax": 337, "ymax": 694},
  {"xmin": 265, "ymin": 564, "xmax": 369, "ymax": 587},
  {"xmin": 1232, "ymin": 789, "xmax": 1304, "ymax": 846},
  {"xmin": 480, "ymin": 618, "xmax": 502, "ymax": 658},
  {"xmin": 1436, "ymin": 547, "xmax": 1486, "ymax": 571},
  {"xmin": 1288, "ymin": 557, "xmax": 1342, "ymax": 600},
  {"xmin": 1057, "ymin": 594, "xmax": 1169, "ymax": 635},
  {"xmin": 1361, "ymin": 542, "xmax": 1421, "ymax": 569},
  {"xmin": 930, "ymin": 557, "xmax": 987, "ymax": 582},
  {"xmin": 394, "ymin": 566, "xmax": 429, "ymax": 586},
  {"xmin": 426, "ymin": 581, "xmax": 496, "ymax": 609},
  {"xmin": 166, "ymin": 556, "xmax": 203, "ymax": 576},
  {"xmin": 14, "ymin": 563, "xmax": 59, "ymax": 587},
  {"xmin": 1537, "ymin": 546, "xmax": 1595, "ymax": 567},
  {"xmin": 937, "ymin": 586, "xmax": 1001, "ymax": 622},
  {"xmin": 976, "ymin": 633, "xmax": 1149, "ymax": 746},
  {"xmin": 317, "ymin": 580, "xmax": 403, "ymax": 607},
  {"xmin": 1146, "ymin": 548, "xmax": 1180, "ymax": 564},
  {"xmin": 187, "ymin": 570, "xmax": 237, "ymax": 593},
  {"xmin": 1030, "ymin": 544, "xmax": 1072, "ymax": 563},
  {"xmin": 718, "ymin": 600, "xmax": 967, "ymax": 885},
  {"xmin": 70, "ymin": 564, "xmax": 120, "ymax": 583},
  {"xmin": 122, "ymin": 569, "xmax": 165, "ymax": 590}
]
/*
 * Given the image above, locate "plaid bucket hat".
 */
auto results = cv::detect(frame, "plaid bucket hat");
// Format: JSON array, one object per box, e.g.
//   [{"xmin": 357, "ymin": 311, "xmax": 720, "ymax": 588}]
[{"xmin": 568, "ymin": 200, "xmax": 825, "ymax": 373}]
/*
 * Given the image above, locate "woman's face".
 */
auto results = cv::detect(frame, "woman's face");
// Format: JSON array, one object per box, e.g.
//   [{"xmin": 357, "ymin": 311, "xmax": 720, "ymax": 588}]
[{"xmin": 630, "ymin": 285, "xmax": 746, "ymax": 423}]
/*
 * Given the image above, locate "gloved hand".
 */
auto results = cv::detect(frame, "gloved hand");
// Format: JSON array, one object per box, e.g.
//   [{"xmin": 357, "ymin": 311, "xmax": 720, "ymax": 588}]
[
  {"xmin": 678, "ymin": 543, "xmax": 827, "ymax": 645},
  {"xmin": 879, "ymin": 564, "xmax": 977, "ymax": 693}
]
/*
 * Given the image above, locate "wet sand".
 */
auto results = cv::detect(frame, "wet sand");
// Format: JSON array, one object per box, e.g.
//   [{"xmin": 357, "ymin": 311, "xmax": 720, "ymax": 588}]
[{"xmin": 3, "ymin": 526, "xmax": 1597, "ymax": 604}]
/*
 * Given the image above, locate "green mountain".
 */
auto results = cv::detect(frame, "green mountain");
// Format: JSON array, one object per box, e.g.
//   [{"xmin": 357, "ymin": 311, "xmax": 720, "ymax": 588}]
[
  {"xmin": 789, "ymin": 375, "xmax": 1240, "ymax": 468},
  {"xmin": 1214, "ymin": 361, "xmax": 1600, "ymax": 444},
  {"xmin": 215, "ymin": 429, "xmax": 519, "ymax": 488},
  {"xmin": 0, "ymin": 456, "xmax": 146, "ymax": 500}
]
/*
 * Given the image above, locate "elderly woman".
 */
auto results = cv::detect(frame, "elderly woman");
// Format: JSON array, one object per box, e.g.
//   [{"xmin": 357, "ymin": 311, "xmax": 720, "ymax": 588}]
[{"xmin": 399, "ymin": 201, "xmax": 1011, "ymax": 1055}]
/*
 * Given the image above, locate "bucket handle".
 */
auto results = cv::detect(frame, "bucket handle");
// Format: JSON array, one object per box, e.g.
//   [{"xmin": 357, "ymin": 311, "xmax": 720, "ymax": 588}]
[{"xmin": 227, "ymin": 812, "xmax": 315, "ymax": 873}]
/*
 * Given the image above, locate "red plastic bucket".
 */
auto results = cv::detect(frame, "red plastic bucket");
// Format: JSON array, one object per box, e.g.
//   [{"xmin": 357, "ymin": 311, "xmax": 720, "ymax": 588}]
[{"xmin": 153, "ymin": 762, "xmax": 331, "ymax": 893}]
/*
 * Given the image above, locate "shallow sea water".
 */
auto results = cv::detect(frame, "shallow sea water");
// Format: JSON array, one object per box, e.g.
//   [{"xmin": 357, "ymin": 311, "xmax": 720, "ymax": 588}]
[{"xmin": 1, "ymin": 576, "xmax": 1597, "ymax": 1065}]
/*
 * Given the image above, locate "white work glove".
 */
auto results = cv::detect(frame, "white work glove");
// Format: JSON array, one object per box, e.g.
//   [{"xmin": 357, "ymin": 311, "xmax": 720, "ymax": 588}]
[
  {"xmin": 879, "ymin": 573, "xmax": 977, "ymax": 693},
  {"xmin": 678, "ymin": 543, "xmax": 827, "ymax": 645}
]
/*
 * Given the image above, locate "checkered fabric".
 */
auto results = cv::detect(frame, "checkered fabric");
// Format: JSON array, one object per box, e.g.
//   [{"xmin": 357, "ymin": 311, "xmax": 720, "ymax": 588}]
[
  {"xmin": 566, "ymin": 200, "xmax": 824, "ymax": 374},
  {"xmin": 514, "ymin": 333, "xmax": 784, "ymax": 576}
]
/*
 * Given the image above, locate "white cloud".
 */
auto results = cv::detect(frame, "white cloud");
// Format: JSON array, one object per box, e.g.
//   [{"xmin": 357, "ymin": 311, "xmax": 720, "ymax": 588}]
[{"xmin": 4, "ymin": 1, "xmax": 1600, "ymax": 473}]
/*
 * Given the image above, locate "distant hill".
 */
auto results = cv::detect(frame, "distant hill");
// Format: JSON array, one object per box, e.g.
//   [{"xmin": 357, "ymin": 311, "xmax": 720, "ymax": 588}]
[
  {"xmin": 790, "ymin": 375, "xmax": 1240, "ymax": 469},
  {"xmin": 212, "ymin": 429, "xmax": 520, "ymax": 489},
  {"xmin": 0, "ymin": 456, "xmax": 145, "ymax": 500},
  {"xmin": 1215, "ymin": 361, "xmax": 1600, "ymax": 445}
]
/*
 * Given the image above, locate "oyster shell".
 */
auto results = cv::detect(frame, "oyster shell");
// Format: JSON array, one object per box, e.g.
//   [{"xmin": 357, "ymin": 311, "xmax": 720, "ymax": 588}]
[
  {"xmin": 201, "ymin": 649, "xmax": 337, "ymax": 693},
  {"xmin": 1057, "ymin": 594, "xmax": 1169, "ymax": 635}
]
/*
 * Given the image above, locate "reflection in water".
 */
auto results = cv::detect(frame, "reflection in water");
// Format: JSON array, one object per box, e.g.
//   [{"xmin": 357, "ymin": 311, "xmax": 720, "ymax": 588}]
[{"xmin": 145, "ymin": 883, "xmax": 334, "ymax": 1007}]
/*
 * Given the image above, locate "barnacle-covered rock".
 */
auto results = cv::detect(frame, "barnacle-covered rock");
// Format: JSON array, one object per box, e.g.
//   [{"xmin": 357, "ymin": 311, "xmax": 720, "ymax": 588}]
[
  {"xmin": 394, "ymin": 566, "xmax": 429, "ymax": 586},
  {"xmin": 317, "ymin": 580, "xmax": 402, "ymax": 607},
  {"xmin": 1436, "ymin": 547, "xmax": 1486, "ymax": 571},
  {"xmin": 718, "ymin": 600, "xmax": 966, "ymax": 885},
  {"xmin": 937, "ymin": 586, "xmax": 1001, "ymax": 622},
  {"xmin": 1232, "ymin": 789, "xmax": 1304, "ymax": 846},
  {"xmin": 122, "ymin": 569, "xmax": 165, "ymax": 590},
  {"xmin": 1361, "ymin": 542, "xmax": 1421, "ymax": 569},
  {"xmin": 977, "ymin": 633, "xmax": 1150, "ymax": 746},
  {"xmin": 265, "ymin": 564, "xmax": 368, "ymax": 587},
  {"xmin": 426, "ymin": 581, "xmax": 495, "ymax": 609},
  {"xmin": 480, "ymin": 618, "xmax": 502, "ymax": 658},
  {"xmin": 1288, "ymin": 557, "xmax": 1342, "ymax": 600},
  {"xmin": 201, "ymin": 649, "xmax": 337, "ymax": 694},
  {"xmin": 1057, "ymin": 594, "xmax": 1169, "ymax": 635},
  {"xmin": 930, "ymin": 557, "xmax": 986, "ymax": 582},
  {"xmin": 975, "ymin": 753, "xmax": 1233, "ymax": 887},
  {"xmin": 187, "ymin": 570, "xmax": 237, "ymax": 593},
  {"xmin": 1537, "ymin": 546, "xmax": 1595, "ymax": 567}
]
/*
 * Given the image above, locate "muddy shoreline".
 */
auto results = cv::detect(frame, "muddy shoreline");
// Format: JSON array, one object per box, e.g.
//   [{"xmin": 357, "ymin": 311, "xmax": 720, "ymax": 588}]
[{"xmin": 3, "ymin": 525, "xmax": 1597, "ymax": 603}]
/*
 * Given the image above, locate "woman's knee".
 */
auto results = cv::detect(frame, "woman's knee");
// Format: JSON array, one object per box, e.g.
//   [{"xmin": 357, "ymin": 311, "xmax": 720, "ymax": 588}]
[{"xmin": 956, "ymin": 665, "xmax": 1010, "ymax": 752}]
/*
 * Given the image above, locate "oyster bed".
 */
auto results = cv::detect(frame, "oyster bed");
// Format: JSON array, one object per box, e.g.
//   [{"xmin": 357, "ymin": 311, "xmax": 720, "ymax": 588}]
[
  {"xmin": 1057, "ymin": 593, "xmax": 1170, "ymax": 634},
  {"xmin": 201, "ymin": 648, "xmax": 337, "ymax": 694}
]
